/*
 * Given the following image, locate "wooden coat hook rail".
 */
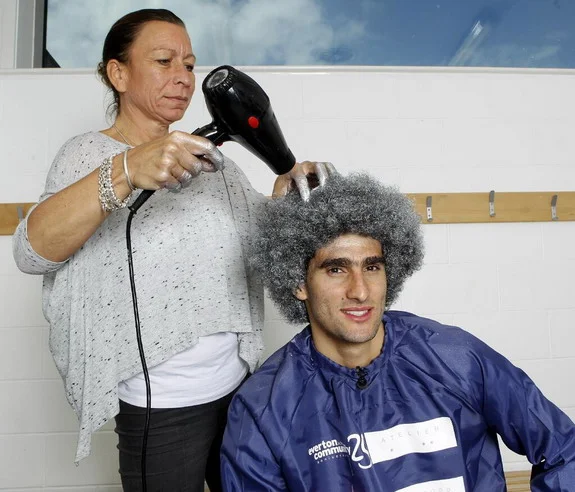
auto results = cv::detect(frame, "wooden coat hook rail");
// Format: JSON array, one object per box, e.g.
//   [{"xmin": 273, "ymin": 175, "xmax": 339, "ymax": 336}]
[
  {"xmin": 407, "ymin": 191, "xmax": 575, "ymax": 224},
  {"xmin": 1, "ymin": 191, "xmax": 575, "ymax": 235}
]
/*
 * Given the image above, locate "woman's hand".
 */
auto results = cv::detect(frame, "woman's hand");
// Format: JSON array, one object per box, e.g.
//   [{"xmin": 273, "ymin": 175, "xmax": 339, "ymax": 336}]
[
  {"xmin": 271, "ymin": 161, "xmax": 337, "ymax": 200},
  {"xmin": 125, "ymin": 130, "xmax": 225, "ymax": 192}
]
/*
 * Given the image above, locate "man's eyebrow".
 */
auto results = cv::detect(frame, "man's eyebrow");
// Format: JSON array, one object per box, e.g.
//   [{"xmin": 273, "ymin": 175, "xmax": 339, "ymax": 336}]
[
  {"xmin": 318, "ymin": 258, "xmax": 351, "ymax": 269},
  {"xmin": 318, "ymin": 256, "xmax": 385, "ymax": 269},
  {"xmin": 364, "ymin": 256, "xmax": 386, "ymax": 266}
]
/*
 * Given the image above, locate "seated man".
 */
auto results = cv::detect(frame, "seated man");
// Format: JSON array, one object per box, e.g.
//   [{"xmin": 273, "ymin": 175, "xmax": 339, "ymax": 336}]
[{"xmin": 221, "ymin": 173, "xmax": 575, "ymax": 491}]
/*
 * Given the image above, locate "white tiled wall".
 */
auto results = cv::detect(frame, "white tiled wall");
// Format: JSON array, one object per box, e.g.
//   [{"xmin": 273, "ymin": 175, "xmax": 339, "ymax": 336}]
[{"xmin": 1, "ymin": 64, "xmax": 574, "ymax": 487}]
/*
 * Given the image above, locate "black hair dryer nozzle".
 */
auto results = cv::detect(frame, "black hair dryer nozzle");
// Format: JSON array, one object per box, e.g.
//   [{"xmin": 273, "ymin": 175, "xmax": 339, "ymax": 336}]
[
  {"xmin": 129, "ymin": 65, "xmax": 295, "ymax": 213},
  {"xmin": 200, "ymin": 65, "xmax": 296, "ymax": 175}
]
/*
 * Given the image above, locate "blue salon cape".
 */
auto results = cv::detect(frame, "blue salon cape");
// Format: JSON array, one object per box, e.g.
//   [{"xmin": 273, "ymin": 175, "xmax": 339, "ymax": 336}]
[{"xmin": 221, "ymin": 311, "xmax": 575, "ymax": 491}]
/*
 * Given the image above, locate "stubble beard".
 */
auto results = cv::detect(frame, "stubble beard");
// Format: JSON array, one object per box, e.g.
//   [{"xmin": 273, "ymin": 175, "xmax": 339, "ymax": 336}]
[{"xmin": 333, "ymin": 318, "xmax": 383, "ymax": 345}]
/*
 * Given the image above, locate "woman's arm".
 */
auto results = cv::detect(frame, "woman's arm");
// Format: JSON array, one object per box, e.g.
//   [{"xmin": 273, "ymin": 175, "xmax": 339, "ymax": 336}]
[
  {"xmin": 24, "ymin": 131, "xmax": 224, "ymax": 264},
  {"xmin": 26, "ymin": 157, "xmax": 126, "ymax": 262}
]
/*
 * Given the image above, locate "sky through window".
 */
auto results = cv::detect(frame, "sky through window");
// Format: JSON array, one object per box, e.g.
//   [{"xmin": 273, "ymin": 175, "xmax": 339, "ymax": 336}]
[{"xmin": 46, "ymin": 0, "xmax": 575, "ymax": 69}]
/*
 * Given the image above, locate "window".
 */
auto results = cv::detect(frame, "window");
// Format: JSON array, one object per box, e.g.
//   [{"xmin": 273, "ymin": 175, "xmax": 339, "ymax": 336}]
[{"xmin": 45, "ymin": 0, "xmax": 575, "ymax": 68}]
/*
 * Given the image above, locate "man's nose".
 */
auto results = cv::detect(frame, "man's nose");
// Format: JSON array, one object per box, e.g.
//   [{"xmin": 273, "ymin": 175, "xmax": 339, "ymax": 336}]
[{"xmin": 346, "ymin": 271, "xmax": 369, "ymax": 302}]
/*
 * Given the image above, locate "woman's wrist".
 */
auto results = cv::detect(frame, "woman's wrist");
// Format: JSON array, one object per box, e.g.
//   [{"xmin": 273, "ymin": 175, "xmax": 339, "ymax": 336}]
[
  {"xmin": 111, "ymin": 153, "xmax": 136, "ymax": 199},
  {"xmin": 98, "ymin": 154, "xmax": 133, "ymax": 212}
]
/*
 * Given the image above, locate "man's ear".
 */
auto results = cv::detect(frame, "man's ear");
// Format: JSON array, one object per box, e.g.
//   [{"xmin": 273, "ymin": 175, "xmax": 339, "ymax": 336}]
[
  {"xmin": 107, "ymin": 59, "xmax": 128, "ymax": 94},
  {"xmin": 294, "ymin": 282, "xmax": 308, "ymax": 301}
]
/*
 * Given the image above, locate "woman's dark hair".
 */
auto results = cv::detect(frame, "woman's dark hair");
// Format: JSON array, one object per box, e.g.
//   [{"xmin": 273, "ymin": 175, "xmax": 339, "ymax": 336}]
[
  {"xmin": 250, "ymin": 173, "xmax": 425, "ymax": 324},
  {"xmin": 96, "ymin": 9, "xmax": 186, "ymax": 117}
]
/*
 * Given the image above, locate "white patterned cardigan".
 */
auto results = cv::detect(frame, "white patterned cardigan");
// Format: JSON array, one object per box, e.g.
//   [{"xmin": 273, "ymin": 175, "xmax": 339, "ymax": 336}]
[{"xmin": 13, "ymin": 132, "xmax": 266, "ymax": 462}]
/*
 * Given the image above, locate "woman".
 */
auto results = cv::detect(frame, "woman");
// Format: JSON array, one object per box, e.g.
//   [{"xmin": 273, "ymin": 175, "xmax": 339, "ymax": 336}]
[{"xmin": 12, "ymin": 8, "xmax": 329, "ymax": 492}]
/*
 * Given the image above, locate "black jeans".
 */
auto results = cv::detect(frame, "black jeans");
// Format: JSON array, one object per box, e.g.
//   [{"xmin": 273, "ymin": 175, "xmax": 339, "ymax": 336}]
[{"xmin": 115, "ymin": 384, "xmax": 241, "ymax": 492}]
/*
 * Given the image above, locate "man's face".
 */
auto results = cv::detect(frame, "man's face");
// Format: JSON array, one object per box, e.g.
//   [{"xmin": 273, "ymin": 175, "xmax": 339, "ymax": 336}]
[{"xmin": 295, "ymin": 234, "xmax": 387, "ymax": 362}]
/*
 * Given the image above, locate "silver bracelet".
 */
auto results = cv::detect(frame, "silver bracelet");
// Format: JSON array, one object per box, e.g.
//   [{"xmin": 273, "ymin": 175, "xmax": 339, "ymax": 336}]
[
  {"xmin": 122, "ymin": 149, "xmax": 137, "ymax": 191},
  {"xmin": 98, "ymin": 155, "xmax": 130, "ymax": 212}
]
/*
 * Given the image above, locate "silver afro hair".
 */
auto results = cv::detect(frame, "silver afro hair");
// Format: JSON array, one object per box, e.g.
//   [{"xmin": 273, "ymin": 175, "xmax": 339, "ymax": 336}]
[{"xmin": 250, "ymin": 172, "xmax": 425, "ymax": 324}]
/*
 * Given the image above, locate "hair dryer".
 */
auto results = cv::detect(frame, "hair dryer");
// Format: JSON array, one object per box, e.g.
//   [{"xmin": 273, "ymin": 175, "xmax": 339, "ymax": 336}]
[{"xmin": 129, "ymin": 65, "xmax": 296, "ymax": 213}]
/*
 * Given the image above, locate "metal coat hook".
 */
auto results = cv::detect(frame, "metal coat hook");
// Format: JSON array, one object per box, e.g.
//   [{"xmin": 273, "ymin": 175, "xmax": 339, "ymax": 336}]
[
  {"xmin": 551, "ymin": 194, "xmax": 558, "ymax": 221},
  {"xmin": 426, "ymin": 196, "xmax": 433, "ymax": 222},
  {"xmin": 489, "ymin": 190, "xmax": 496, "ymax": 217},
  {"xmin": 16, "ymin": 206, "xmax": 24, "ymax": 222}
]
